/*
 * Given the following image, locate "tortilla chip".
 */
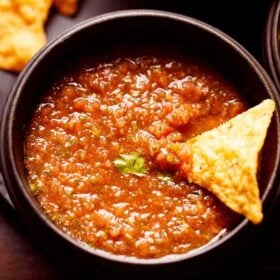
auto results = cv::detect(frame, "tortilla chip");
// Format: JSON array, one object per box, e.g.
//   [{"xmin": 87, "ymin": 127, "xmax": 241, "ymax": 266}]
[
  {"xmin": 168, "ymin": 99, "xmax": 275, "ymax": 224},
  {"xmin": 0, "ymin": 0, "xmax": 52, "ymax": 72},
  {"xmin": 53, "ymin": 0, "xmax": 78, "ymax": 16}
]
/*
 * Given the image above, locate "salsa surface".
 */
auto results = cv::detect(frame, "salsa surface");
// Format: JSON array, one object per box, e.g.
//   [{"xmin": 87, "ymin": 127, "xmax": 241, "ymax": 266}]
[{"xmin": 25, "ymin": 55, "xmax": 245, "ymax": 258}]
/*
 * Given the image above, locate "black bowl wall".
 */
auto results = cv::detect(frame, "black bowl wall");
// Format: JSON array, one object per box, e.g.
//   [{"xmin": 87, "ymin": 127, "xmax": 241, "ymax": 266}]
[
  {"xmin": 1, "ymin": 10, "xmax": 280, "ymax": 276},
  {"xmin": 264, "ymin": 0, "xmax": 280, "ymax": 92}
]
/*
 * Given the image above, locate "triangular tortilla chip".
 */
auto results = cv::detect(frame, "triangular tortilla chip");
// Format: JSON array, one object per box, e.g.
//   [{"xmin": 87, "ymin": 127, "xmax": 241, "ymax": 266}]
[
  {"xmin": 0, "ymin": 0, "xmax": 79, "ymax": 72},
  {"xmin": 0, "ymin": 0, "xmax": 52, "ymax": 72},
  {"xmin": 168, "ymin": 99, "xmax": 275, "ymax": 224}
]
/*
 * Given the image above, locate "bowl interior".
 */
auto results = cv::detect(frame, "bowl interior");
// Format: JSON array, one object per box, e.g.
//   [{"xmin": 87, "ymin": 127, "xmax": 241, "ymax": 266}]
[{"xmin": 2, "ymin": 11, "xmax": 280, "ymax": 265}]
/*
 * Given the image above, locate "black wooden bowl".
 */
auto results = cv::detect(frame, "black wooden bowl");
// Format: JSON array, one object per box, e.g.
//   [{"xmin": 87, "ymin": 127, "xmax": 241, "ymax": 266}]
[{"xmin": 1, "ymin": 10, "xmax": 280, "ymax": 277}]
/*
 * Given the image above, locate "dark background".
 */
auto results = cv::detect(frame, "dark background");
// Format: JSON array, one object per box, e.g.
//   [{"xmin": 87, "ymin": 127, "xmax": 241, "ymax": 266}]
[{"xmin": 0, "ymin": 0, "xmax": 279, "ymax": 279}]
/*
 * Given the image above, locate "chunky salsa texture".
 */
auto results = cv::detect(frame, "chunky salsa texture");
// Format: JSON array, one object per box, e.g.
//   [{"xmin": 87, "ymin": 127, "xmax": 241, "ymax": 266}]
[{"xmin": 25, "ymin": 54, "xmax": 245, "ymax": 258}]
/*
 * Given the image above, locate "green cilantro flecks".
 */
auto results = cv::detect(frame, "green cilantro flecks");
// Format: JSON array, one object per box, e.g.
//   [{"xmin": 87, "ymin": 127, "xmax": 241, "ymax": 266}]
[
  {"xmin": 113, "ymin": 152, "xmax": 147, "ymax": 177},
  {"xmin": 156, "ymin": 172, "xmax": 174, "ymax": 182}
]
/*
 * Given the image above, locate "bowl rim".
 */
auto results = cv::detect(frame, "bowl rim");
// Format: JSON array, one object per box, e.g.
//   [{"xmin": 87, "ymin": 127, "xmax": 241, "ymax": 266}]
[
  {"xmin": 1, "ymin": 9, "xmax": 280, "ymax": 265},
  {"xmin": 263, "ymin": 0, "xmax": 280, "ymax": 91}
]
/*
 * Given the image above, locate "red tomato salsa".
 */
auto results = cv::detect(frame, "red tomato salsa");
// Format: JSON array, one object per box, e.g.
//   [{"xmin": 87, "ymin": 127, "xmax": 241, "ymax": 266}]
[{"xmin": 24, "ymin": 55, "xmax": 245, "ymax": 258}]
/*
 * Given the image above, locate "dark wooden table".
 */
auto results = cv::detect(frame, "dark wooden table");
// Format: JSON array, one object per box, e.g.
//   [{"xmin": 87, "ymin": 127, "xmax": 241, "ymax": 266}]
[{"xmin": 1, "ymin": 1, "xmax": 280, "ymax": 279}]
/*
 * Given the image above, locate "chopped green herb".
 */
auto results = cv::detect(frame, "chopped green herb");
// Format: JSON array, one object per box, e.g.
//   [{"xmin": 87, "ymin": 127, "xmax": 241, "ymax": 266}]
[
  {"xmin": 69, "ymin": 138, "xmax": 75, "ymax": 145},
  {"xmin": 49, "ymin": 213, "xmax": 63, "ymax": 224},
  {"xmin": 30, "ymin": 180, "xmax": 43, "ymax": 195},
  {"xmin": 86, "ymin": 242, "xmax": 93, "ymax": 248},
  {"xmin": 156, "ymin": 172, "xmax": 174, "ymax": 182},
  {"xmin": 43, "ymin": 169, "xmax": 51, "ymax": 176},
  {"xmin": 113, "ymin": 152, "xmax": 147, "ymax": 177}
]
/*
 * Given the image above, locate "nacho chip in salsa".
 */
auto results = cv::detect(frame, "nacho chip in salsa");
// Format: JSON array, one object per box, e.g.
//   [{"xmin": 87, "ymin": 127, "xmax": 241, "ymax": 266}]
[{"xmin": 162, "ymin": 99, "xmax": 275, "ymax": 224}]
